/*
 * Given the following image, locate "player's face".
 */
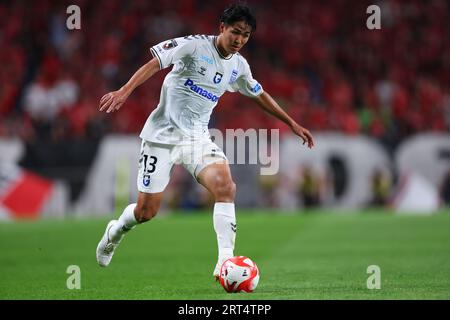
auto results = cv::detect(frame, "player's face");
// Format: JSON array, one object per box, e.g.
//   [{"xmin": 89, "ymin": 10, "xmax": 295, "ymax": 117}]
[{"xmin": 220, "ymin": 21, "xmax": 252, "ymax": 54}]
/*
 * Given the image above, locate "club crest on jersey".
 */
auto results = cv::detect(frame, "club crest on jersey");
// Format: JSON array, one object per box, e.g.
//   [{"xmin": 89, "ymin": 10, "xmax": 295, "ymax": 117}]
[
  {"xmin": 143, "ymin": 175, "xmax": 151, "ymax": 187},
  {"xmin": 213, "ymin": 72, "xmax": 223, "ymax": 84}
]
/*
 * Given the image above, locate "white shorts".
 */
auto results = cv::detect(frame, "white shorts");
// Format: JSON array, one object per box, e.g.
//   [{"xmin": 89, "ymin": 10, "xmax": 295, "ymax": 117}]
[{"xmin": 137, "ymin": 139, "xmax": 228, "ymax": 193}]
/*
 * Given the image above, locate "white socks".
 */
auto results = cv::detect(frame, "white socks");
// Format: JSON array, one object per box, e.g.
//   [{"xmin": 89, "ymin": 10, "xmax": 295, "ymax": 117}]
[
  {"xmin": 213, "ymin": 202, "xmax": 236, "ymax": 261},
  {"xmin": 108, "ymin": 202, "xmax": 236, "ymax": 261},
  {"xmin": 108, "ymin": 203, "xmax": 138, "ymax": 243}
]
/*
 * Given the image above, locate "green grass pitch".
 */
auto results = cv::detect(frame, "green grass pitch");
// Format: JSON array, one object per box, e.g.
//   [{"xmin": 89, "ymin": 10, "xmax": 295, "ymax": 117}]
[{"xmin": 1, "ymin": 209, "xmax": 450, "ymax": 299}]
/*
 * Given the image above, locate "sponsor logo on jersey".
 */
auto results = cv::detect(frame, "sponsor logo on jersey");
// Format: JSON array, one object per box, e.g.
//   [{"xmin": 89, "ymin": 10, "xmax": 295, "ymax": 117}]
[
  {"xmin": 200, "ymin": 55, "xmax": 213, "ymax": 65},
  {"xmin": 229, "ymin": 69, "xmax": 238, "ymax": 84},
  {"xmin": 184, "ymin": 79, "xmax": 219, "ymax": 102},
  {"xmin": 213, "ymin": 72, "xmax": 223, "ymax": 84},
  {"xmin": 252, "ymin": 83, "xmax": 262, "ymax": 93}
]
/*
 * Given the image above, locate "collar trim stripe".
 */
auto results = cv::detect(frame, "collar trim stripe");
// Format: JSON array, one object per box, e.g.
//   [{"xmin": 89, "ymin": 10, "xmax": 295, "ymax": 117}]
[{"xmin": 213, "ymin": 36, "xmax": 233, "ymax": 60}]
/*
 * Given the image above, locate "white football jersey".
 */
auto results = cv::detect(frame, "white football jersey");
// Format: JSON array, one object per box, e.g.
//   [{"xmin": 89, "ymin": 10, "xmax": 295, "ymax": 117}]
[{"xmin": 139, "ymin": 35, "xmax": 263, "ymax": 144}]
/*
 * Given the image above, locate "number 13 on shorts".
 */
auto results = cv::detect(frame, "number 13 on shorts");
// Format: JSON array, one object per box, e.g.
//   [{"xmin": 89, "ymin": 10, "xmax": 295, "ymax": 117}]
[{"xmin": 137, "ymin": 141, "xmax": 172, "ymax": 193}]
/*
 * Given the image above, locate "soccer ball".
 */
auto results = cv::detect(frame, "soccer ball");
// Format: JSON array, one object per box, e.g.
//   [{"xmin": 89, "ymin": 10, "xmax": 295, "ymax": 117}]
[{"xmin": 219, "ymin": 256, "xmax": 260, "ymax": 293}]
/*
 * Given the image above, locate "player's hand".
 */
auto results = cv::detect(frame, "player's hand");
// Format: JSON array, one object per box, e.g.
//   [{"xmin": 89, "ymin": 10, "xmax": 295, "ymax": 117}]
[
  {"xmin": 99, "ymin": 88, "xmax": 129, "ymax": 113},
  {"xmin": 290, "ymin": 123, "xmax": 314, "ymax": 149}
]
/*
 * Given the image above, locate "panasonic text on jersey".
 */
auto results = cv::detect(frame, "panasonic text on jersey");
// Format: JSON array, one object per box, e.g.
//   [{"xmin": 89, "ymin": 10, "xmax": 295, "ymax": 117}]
[{"xmin": 184, "ymin": 79, "xmax": 219, "ymax": 102}]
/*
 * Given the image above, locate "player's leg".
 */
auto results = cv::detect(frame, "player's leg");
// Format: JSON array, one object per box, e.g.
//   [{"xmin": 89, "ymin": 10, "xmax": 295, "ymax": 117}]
[
  {"xmin": 96, "ymin": 192, "xmax": 164, "ymax": 267},
  {"xmin": 196, "ymin": 161, "xmax": 237, "ymax": 278},
  {"xmin": 96, "ymin": 141, "xmax": 173, "ymax": 267},
  {"xmin": 107, "ymin": 191, "xmax": 164, "ymax": 242}
]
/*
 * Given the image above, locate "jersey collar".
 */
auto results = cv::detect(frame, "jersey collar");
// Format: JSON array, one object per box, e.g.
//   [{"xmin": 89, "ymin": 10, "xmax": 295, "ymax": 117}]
[{"xmin": 213, "ymin": 36, "xmax": 233, "ymax": 60}]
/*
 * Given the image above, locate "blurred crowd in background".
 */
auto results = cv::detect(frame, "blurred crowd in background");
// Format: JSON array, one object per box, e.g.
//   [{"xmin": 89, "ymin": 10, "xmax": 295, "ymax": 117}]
[{"xmin": 0, "ymin": 0, "xmax": 449, "ymax": 209}]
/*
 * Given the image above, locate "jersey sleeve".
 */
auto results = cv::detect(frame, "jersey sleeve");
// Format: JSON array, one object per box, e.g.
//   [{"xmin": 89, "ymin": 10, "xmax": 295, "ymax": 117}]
[
  {"xmin": 227, "ymin": 58, "xmax": 263, "ymax": 97},
  {"xmin": 150, "ymin": 36, "xmax": 197, "ymax": 69}
]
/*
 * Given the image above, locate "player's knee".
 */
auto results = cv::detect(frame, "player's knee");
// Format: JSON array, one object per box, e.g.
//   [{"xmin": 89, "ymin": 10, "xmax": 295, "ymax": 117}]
[
  {"xmin": 213, "ymin": 179, "xmax": 236, "ymax": 202},
  {"xmin": 134, "ymin": 204, "xmax": 158, "ymax": 223}
]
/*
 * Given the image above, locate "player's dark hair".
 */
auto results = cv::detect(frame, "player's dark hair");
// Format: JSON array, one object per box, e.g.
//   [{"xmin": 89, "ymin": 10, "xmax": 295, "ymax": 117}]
[{"xmin": 220, "ymin": 4, "xmax": 257, "ymax": 32}]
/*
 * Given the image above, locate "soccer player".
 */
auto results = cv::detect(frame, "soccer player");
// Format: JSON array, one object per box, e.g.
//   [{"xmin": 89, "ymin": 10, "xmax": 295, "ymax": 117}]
[{"xmin": 96, "ymin": 4, "xmax": 314, "ymax": 279}]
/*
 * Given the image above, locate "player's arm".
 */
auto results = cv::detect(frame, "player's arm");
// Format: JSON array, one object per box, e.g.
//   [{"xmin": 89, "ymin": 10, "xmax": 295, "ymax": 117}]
[
  {"xmin": 99, "ymin": 57, "xmax": 161, "ymax": 113},
  {"xmin": 252, "ymin": 91, "xmax": 315, "ymax": 148}
]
